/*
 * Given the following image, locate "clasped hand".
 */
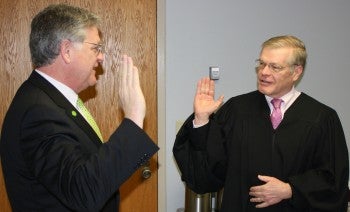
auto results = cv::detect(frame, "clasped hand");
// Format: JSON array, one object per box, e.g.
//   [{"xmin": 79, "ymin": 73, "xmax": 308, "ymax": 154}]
[{"xmin": 249, "ymin": 175, "xmax": 292, "ymax": 208}]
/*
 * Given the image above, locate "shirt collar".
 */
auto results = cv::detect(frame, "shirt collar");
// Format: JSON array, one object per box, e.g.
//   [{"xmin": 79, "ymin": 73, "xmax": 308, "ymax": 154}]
[
  {"xmin": 35, "ymin": 69, "xmax": 79, "ymax": 108},
  {"xmin": 265, "ymin": 87, "xmax": 301, "ymax": 114}
]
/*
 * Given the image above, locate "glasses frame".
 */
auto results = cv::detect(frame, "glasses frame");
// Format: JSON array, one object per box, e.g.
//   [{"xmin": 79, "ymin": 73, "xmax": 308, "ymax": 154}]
[
  {"xmin": 255, "ymin": 59, "xmax": 296, "ymax": 73},
  {"xmin": 84, "ymin": 42, "xmax": 105, "ymax": 55}
]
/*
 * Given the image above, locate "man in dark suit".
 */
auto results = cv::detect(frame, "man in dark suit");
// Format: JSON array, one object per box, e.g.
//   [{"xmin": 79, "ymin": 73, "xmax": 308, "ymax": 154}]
[
  {"xmin": 173, "ymin": 35, "xmax": 349, "ymax": 211},
  {"xmin": 0, "ymin": 4, "xmax": 158, "ymax": 211}
]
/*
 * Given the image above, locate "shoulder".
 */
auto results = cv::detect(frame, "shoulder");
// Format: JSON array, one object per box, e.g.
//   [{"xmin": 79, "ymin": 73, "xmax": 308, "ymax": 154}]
[
  {"xmin": 294, "ymin": 93, "xmax": 339, "ymax": 122},
  {"xmin": 222, "ymin": 90, "xmax": 264, "ymax": 109},
  {"xmin": 226, "ymin": 90, "xmax": 262, "ymax": 103},
  {"xmin": 215, "ymin": 90, "xmax": 266, "ymax": 118},
  {"xmin": 297, "ymin": 93, "xmax": 336, "ymax": 113}
]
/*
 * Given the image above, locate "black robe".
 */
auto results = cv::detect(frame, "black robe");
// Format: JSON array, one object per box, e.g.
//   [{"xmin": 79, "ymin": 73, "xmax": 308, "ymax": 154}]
[{"xmin": 173, "ymin": 91, "xmax": 349, "ymax": 212}]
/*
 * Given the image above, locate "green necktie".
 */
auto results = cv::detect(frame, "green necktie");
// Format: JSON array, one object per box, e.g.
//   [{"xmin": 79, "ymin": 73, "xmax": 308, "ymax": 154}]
[{"xmin": 76, "ymin": 98, "xmax": 103, "ymax": 141}]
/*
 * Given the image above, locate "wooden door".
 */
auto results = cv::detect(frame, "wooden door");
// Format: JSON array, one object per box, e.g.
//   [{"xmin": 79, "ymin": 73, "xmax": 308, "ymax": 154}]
[{"xmin": 0, "ymin": 0, "xmax": 158, "ymax": 211}]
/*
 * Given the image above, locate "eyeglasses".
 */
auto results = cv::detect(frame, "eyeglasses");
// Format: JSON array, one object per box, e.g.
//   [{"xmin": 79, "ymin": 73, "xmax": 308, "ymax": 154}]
[
  {"xmin": 255, "ymin": 59, "xmax": 293, "ymax": 73},
  {"xmin": 84, "ymin": 42, "xmax": 105, "ymax": 55}
]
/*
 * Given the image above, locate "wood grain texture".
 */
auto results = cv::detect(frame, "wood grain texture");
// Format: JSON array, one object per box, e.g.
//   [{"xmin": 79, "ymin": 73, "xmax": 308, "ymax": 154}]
[{"xmin": 0, "ymin": 0, "xmax": 157, "ymax": 211}]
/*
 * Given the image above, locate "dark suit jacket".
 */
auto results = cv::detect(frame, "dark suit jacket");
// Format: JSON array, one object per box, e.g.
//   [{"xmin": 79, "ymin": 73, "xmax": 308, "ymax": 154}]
[{"xmin": 0, "ymin": 71, "xmax": 159, "ymax": 212}]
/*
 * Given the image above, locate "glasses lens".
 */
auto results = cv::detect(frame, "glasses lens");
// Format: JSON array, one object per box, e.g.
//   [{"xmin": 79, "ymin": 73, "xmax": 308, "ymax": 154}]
[
  {"xmin": 255, "ymin": 59, "xmax": 265, "ymax": 70},
  {"xmin": 84, "ymin": 42, "xmax": 104, "ymax": 55},
  {"xmin": 98, "ymin": 45, "xmax": 105, "ymax": 54}
]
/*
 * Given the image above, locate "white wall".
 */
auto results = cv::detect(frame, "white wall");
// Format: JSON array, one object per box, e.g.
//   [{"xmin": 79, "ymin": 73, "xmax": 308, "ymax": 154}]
[{"xmin": 165, "ymin": 0, "xmax": 350, "ymax": 211}]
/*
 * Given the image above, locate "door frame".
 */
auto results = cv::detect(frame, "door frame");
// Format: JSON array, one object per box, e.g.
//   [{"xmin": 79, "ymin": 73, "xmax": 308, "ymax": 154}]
[{"xmin": 157, "ymin": 0, "xmax": 166, "ymax": 211}]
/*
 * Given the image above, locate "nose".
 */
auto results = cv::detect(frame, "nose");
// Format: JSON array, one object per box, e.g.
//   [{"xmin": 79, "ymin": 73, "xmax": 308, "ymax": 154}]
[
  {"xmin": 259, "ymin": 64, "xmax": 271, "ymax": 75},
  {"xmin": 97, "ymin": 52, "xmax": 105, "ymax": 63}
]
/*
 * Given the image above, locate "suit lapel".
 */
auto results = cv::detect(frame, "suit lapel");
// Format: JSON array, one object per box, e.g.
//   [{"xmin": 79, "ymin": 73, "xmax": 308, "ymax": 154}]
[{"xmin": 28, "ymin": 71, "xmax": 102, "ymax": 146}]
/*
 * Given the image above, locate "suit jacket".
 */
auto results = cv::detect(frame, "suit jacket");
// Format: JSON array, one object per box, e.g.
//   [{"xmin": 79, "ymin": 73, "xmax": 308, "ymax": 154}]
[{"xmin": 0, "ymin": 71, "xmax": 159, "ymax": 212}]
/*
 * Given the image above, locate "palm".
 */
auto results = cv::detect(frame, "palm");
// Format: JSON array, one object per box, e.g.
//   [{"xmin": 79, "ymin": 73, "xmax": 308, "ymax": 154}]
[
  {"xmin": 193, "ymin": 77, "xmax": 224, "ymax": 124},
  {"xmin": 118, "ymin": 55, "xmax": 145, "ymax": 128},
  {"xmin": 194, "ymin": 92, "xmax": 217, "ymax": 115}
]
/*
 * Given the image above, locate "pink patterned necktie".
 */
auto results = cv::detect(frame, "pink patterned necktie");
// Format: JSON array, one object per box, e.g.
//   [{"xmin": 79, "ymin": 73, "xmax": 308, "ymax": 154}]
[{"xmin": 270, "ymin": 98, "xmax": 283, "ymax": 129}]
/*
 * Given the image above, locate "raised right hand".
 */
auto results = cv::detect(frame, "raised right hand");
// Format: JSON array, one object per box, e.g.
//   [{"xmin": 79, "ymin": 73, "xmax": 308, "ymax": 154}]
[
  {"xmin": 117, "ymin": 55, "xmax": 145, "ymax": 128},
  {"xmin": 194, "ymin": 77, "xmax": 224, "ymax": 125}
]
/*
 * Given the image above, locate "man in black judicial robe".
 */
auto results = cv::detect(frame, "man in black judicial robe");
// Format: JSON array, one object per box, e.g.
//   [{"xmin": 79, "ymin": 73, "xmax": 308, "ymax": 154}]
[{"xmin": 173, "ymin": 35, "xmax": 349, "ymax": 211}]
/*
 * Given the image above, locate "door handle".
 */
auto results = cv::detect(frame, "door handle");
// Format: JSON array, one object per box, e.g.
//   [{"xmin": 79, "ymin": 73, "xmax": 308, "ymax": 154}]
[{"xmin": 141, "ymin": 161, "xmax": 151, "ymax": 179}]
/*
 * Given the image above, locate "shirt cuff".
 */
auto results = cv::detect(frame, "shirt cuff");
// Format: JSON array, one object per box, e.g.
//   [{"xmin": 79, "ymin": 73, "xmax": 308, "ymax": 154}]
[{"xmin": 192, "ymin": 119, "xmax": 209, "ymax": 128}]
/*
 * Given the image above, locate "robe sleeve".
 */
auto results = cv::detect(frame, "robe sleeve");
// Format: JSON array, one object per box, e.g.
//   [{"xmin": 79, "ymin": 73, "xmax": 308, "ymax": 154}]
[
  {"xmin": 288, "ymin": 110, "xmax": 349, "ymax": 211},
  {"xmin": 173, "ymin": 114, "xmax": 227, "ymax": 194}
]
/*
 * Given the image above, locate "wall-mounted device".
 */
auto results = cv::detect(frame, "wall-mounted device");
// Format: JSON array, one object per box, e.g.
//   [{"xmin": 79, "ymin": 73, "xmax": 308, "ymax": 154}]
[{"xmin": 209, "ymin": 66, "xmax": 220, "ymax": 80}]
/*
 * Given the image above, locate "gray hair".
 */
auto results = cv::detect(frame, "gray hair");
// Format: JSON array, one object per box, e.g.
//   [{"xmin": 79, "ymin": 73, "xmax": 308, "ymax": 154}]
[{"xmin": 30, "ymin": 4, "xmax": 100, "ymax": 68}]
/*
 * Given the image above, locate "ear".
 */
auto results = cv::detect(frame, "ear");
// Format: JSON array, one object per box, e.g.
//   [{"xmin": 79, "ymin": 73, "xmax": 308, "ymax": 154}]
[
  {"xmin": 292, "ymin": 65, "xmax": 303, "ymax": 82},
  {"xmin": 60, "ymin": 40, "xmax": 73, "ymax": 64}
]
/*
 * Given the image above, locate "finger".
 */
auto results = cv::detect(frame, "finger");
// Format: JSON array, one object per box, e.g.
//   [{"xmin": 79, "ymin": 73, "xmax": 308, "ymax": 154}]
[
  {"xmin": 196, "ymin": 80, "xmax": 202, "ymax": 95},
  {"xmin": 118, "ymin": 55, "xmax": 126, "ymax": 91},
  {"xmin": 196, "ymin": 77, "xmax": 208, "ymax": 95},
  {"xmin": 209, "ymin": 79, "xmax": 215, "ymax": 94},
  {"xmin": 133, "ymin": 65, "xmax": 140, "ymax": 88},
  {"xmin": 249, "ymin": 190, "xmax": 264, "ymax": 201},
  {"xmin": 118, "ymin": 55, "xmax": 128, "ymax": 103},
  {"xmin": 250, "ymin": 196, "xmax": 265, "ymax": 202},
  {"xmin": 208, "ymin": 80, "xmax": 215, "ymax": 96},
  {"xmin": 255, "ymin": 202, "xmax": 269, "ymax": 208},
  {"xmin": 121, "ymin": 55, "xmax": 128, "ymax": 86},
  {"xmin": 215, "ymin": 95, "xmax": 224, "ymax": 107},
  {"xmin": 203, "ymin": 77, "xmax": 210, "ymax": 93},
  {"xmin": 250, "ymin": 185, "xmax": 263, "ymax": 192},
  {"xmin": 126, "ymin": 56, "xmax": 133, "ymax": 87}
]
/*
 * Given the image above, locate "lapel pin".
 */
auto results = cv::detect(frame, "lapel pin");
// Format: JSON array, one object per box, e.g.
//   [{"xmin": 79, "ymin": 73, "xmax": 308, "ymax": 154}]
[{"xmin": 71, "ymin": 110, "xmax": 77, "ymax": 117}]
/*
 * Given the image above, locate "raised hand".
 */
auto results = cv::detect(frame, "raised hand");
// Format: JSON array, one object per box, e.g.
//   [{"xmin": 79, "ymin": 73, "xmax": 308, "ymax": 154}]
[
  {"xmin": 194, "ymin": 77, "xmax": 224, "ymax": 125},
  {"xmin": 117, "ymin": 55, "xmax": 145, "ymax": 128}
]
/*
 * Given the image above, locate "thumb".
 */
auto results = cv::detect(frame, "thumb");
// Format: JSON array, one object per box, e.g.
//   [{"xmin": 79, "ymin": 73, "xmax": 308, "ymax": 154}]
[
  {"xmin": 214, "ymin": 95, "xmax": 224, "ymax": 108},
  {"xmin": 257, "ymin": 175, "xmax": 272, "ymax": 183}
]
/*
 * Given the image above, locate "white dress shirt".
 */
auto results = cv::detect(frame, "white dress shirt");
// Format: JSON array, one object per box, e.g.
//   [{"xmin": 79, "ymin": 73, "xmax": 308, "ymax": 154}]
[
  {"xmin": 265, "ymin": 87, "xmax": 301, "ymax": 118},
  {"xmin": 35, "ymin": 69, "xmax": 79, "ymax": 109}
]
